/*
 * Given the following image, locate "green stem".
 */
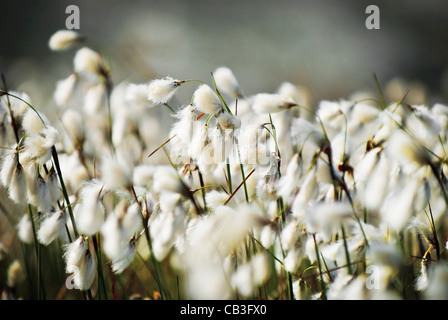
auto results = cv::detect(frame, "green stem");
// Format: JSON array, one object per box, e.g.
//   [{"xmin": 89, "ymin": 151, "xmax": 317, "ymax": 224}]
[{"xmin": 51, "ymin": 146, "xmax": 79, "ymax": 238}]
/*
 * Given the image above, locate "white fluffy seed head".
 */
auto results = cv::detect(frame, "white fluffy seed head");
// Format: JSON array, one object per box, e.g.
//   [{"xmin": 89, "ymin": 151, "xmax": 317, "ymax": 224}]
[
  {"xmin": 49, "ymin": 30, "xmax": 83, "ymax": 51},
  {"xmin": 252, "ymin": 93, "xmax": 297, "ymax": 114},
  {"xmin": 76, "ymin": 180, "xmax": 106, "ymax": 236},
  {"xmin": 9, "ymin": 91, "xmax": 31, "ymax": 117},
  {"xmin": 111, "ymin": 239, "xmax": 136, "ymax": 274},
  {"xmin": 73, "ymin": 250, "xmax": 96, "ymax": 291},
  {"xmin": 37, "ymin": 210, "xmax": 67, "ymax": 245},
  {"xmin": 213, "ymin": 66, "xmax": 242, "ymax": 98},
  {"xmin": 17, "ymin": 214, "xmax": 34, "ymax": 245},
  {"xmin": 0, "ymin": 150, "xmax": 17, "ymax": 187},
  {"xmin": 100, "ymin": 156, "xmax": 132, "ymax": 190},
  {"xmin": 193, "ymin": 84, "xmax": 222, "ymax": 114},
  {"xmin": 74, "ymin": 47, "xmax": 105, "ymax": 76},
  {"xmin": 9, "ymin": 162, "xmax": 27, "ymax": 204},
  {"xmin": 153, "ymin": 166, "xmax": 185, "ymax": 195},
  {"xmin": 147, "ymin": 77, "xmax": 183, "ymax": 104},
  {"xmin": 217, "ymin": 112, "xmax": 241, "ymax": 130},
  {"xmin": 125, "ymin": 83, "xmax": 152, "ymax": 107},
  {"xmin": 21, "ymin": 108, "xmax": 49, "ymax": 136},
  {"xmin": 62, "ymin": 108, "xmax": 85, "ymax": 146},
  {"xmin": 54, "ymin": 74, "xmax": 78, "ymax": 107},
  {"xmin": 64, "ymin": 236, "xmax": 88, "ymax": 273},
  {"xmin": 7, "ymin": 260, "xmax": 23, "ymax": 289},
  {"xmin": 84, "ymin": 84, "xmax": 106, "ymax": 115}
]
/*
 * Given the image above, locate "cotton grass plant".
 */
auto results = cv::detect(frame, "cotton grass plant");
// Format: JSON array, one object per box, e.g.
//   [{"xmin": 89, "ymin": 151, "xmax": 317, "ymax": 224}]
[{"xmin": 1, "ymin": 30, "xmax": 448, "ymax": 301}]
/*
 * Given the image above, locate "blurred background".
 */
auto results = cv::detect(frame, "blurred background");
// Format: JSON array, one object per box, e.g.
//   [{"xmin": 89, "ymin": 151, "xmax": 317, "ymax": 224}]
[{"xmin": 1, "ymin": 0, "xmax": 448, "ymax": 108}]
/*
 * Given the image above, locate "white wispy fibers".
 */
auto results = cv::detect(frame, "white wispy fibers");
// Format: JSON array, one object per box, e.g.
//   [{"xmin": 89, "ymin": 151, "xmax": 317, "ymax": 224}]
[
  {"xmin": 386, "ymin": 129, "xmax": 430, "ymax": 171},
  {"xmin": 291, "ymin": 166, "xmax": 319, "ymax": 219},
  {"xmin": 168, "ymin": 104, "xmax": 198, "ymax": 163},
  {"xmin": 100, "ymin": 156, "xmax": 132, "ymax": 190},
  {"xmin": 361, "ymin": 154, "xmax": 390, "ymax": 212},
  {"xmin": 290, "ymin": 118, "xmax": 327, "ymax": 149},
  {"xmin": 101, "ymin": 212, "xmax": 128, "ymax": 260},
  {"xmin": 152, "ymin": 166, "xmax": 186, "ymax": 195},
  {"xmin": 74, "ymin": 47, "xmax": 106, "ymax": 76},
  {"xmin": 217, "ymin": 112, "xmax": 241, "ymax": 130},
  {"xmin": 231, "ymin": 253, "xmax": 269, "ymax": 297},
  {"xmin": 37, "ymin": 210, "xmax": 67, "ymax": 245},
  {"xmin": 147, "ymin": 77, "xmax": 183, "ymax": 104},
  {"xmin": 21, "ymin": 108, "xmax": 49, "ymax": 136},
  {"xmin": 64, "ymin": 236, "xmax": 88, "ymax": 273},
  {"xmin": 192, "ymin": 84, "xmax": 222, "ymax": 115},
  {"xmin": 185, "ymin": 203, "xmax": 266, "ymax": 299},
  {"xmin": 276, "ymin": 153, "xmax": 301, "ymax": 203},
  {"xmin": 76, "ymin": 179, "xmax": 106, "ymax": 236},
  {"xmin": 366, "ymin": 242, "xmax": 403, "ymax": 289},
  {"xmin": 21, "ymin": 126, "xmax": 58, "ymax": 165},
  {"xmin": 423, "ymin": 264, "xmax": 448, "ymax": 299},
  {"xmin": 17, "ymin": 214, "xmax": 34, "ymax": 244},
  {"xmin": 111, "ymin": 238, "xmax": 136, "ymax": 274},
  {"xmin": 132, "ymin": 164, "xmax": 158, "ymax": 187},
  {"xmin": 8, "ymin": 161, "xmax": 27, "ymax": 204},
  {"xmin": 0, "ymin": 149, "xmax": 17, "ymax": 187},
  {"xmin": 49, "ymin": 30, "xmax": 83, "ymax": 51},
  {"xmin": 62, "ymin": 108, "xmax": 85, "ymax": 147},
  {"xmin": 54, "ymin": 74, "xmax": 78, "ymax": 107},
  {"xmin": 405, "ymin": 105, "xmax": 441, "ymax": 147},
  {"xmin": 150, "ymin": 202, "xmax": 185, "ymax": 261},
  {"xmin": 125, "ymin": 83, "xmax": 152, "ymax": 108},
  {"xmin": 305, "ymin": 201, "xmax": 353, "ymax": 242},
  {"xmin": 84, "ymin": 83, "xmax": 107, "ymax": 116},
  {"xmin": 9, "ymin": 91, "xmax": 31, "ymax": 117},
  {"xmin": 251, "ymin": 93, "xmax": 296, "ymax": 114},
  {"xmin": 205, "ymin": 190, "xmax": 229, "ymax": 211},
  {"xmin": 73, "ymin": 250, "xmax": 96, "ymax": 291},
  {"xmin": 380, "ymin": 176, "xmax": 419, "ymax": 231},
  {"xmin": 213, "ymin": 66, "xmax": 243, "ymax": 98}
]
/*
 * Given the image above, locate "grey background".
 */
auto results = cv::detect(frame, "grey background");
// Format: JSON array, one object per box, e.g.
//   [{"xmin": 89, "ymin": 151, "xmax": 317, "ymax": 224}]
[{"xmin": 1, "ymin": 0, "xmax": 448, "ymax": 108}]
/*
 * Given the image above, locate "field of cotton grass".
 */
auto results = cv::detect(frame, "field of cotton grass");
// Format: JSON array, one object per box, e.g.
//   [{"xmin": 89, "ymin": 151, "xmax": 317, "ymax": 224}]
[{"xmin": 1, "ymin": 29, "xmax": 448, "ymax": 301}]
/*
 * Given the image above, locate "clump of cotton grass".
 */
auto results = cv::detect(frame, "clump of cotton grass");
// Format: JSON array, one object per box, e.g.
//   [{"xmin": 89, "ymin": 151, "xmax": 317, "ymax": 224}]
[{"xmin": 7, "ymin": 31, "xmax": 448, "ymax": 300}]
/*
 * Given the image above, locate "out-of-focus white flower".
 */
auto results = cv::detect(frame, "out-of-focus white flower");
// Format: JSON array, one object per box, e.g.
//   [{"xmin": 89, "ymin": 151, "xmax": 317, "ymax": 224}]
[
  {"xmin": 386, "ymin": 129, "xmax": 430, "ymax": 170},
  {"xmin": 213, "ymin": 66, "xmax": 243, "ymax": 98},
  {"xmin": 147, "ymin": 77, "xmax": 183, "ymax": 104},
  {"xmin": 64, "ymin": 236, "xmax": 88, "ymax": 273},
  {"xmin": 17, "ymin": 214, "xmax": 34, "ymax": 244},
  {"xmin": 54, "ymin": 74, "xmax": 78, "ymax": 107},
  {"xmin": 205, "ymin": 190, "xmax": 229, "ymax": 211},
  {"xmin": 100, "ymin": 156, "xmax": 132, "ymax": 190},
  {"xmin": 21, "ymin": 108, "xmax": 49, "ymax": 136},
  {"xmin": 37, "ymin": 210, "xmax": 67, "ymax": 245},
  {"xmin": 152, "ymin": 166, "xmax": 186, "ymax": 195},
  {"xmin": 305, "ymin": 202, "xmax": 353, "ymax": 241},
  {"xmin": 62, "ymin": 108, "xmax": 85, "ymax": 146},
  {"xmin": 49, "ymin": 30, "xmax": 83, "ymax": 51},
  {"xmin": 76, "ymin": 180, "xmax": 106, "ymax": 236},
  {"xmin": 84, "ymin": 83, "xmax": 107, "ymax": 116},
  {"xmin": 111, "ymin": 238, "xmax": 136, "ymax": 274},
  {"xmin": 9, "ymin": 91, "xmax": 31, "ymax": 117},
  {"xmin": 251, "ymin": 93, "xmax": 297, "ymax": 114},
  {"xmin": 193, "ymin": 84, "xmax": 222, "ymax": 115},
  {"xmin": 74, "ymin": 47, "xmax": 106, "ymax": 76},
  {"xmin": 73, "ymin": 250, "xmax": 96, "ymax": 291},
  {"xmin": 6, "ymin": 260, "xmax": 23, "ymax": 289}
]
